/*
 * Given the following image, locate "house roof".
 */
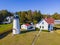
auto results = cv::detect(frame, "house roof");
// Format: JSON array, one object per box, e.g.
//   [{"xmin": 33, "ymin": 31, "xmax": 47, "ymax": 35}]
[
  {"xmin": 44, "ymin": 17, "xmax": 54, "ymax": 24},
  {"xmin": 25, "ymin": 24, "xmax": 31, "ymax": 26}
]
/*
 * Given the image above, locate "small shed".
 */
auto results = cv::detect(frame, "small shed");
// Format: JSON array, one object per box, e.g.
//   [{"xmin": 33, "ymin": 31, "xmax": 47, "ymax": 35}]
[{"xmin": 21, "ymin": 23, "xmax": 35, "ymax": 30}]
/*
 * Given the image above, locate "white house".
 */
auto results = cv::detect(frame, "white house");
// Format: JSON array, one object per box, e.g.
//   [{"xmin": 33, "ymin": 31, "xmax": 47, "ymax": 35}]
[
  {"xmin": 6, "ymin": 16, "xmax": 13, "ymax": 23},
  {"xmin": 54, "ymin": 20, "xmax": 60, "ymax": 24},
  {"xmin": 36, "ymin": 19, "xmax": 48, "ymax": 30},
  {"xmin": 21, "ymin": 23, "xmax": 35, "ymax": 30},
  {"xmin": 3, "ymin": 16, "xmax": 13, "ymax": 24},
  {"xmin": 36, "ymin": 17, "xmax": 54, "ymax": 31}
]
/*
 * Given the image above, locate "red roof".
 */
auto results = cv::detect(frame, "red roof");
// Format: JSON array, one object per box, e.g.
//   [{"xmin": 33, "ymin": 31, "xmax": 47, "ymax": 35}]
[
  {"xmin": 44, "ymin": 17, "xmax": 54, "ymax": 24},
  {"xmin": 25, "ymin": 24, "xmax": 31, "ymax": 26}
]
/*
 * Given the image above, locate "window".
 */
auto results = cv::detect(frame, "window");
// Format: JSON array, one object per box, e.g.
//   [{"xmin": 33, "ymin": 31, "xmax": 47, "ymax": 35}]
[
  {"xmin": 42, "ymin": 26, "xmax": 44, "ymax": 29},
  {"xmin": 42, "ymin": 22, "xmax": 44, "ymax": 24},
  {"xmin": 40, "ymin": 26, "xmax": 41, "ymax": 28}
]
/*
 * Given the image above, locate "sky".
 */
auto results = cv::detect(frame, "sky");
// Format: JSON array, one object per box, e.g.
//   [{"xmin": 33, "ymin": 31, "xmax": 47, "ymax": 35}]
[{"xmin": 0, "ymin": 0, "xmax": 60, "ymax": 14}]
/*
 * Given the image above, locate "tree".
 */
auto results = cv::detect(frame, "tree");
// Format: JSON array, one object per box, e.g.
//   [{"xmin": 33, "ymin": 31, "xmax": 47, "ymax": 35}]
[
  {"xmin": 16, "ymin": 10, "xmax": 43, "ymax": 24},
  {"xmin": 32, "ymin": 10, "xmax": 42, "ymax": 23},
  {"xmin": 37, "ymin": 11, "xmax": 43, "ymax": 21},
  {"xmin": 52, "ymin": 13, "xmax": 60, "ymax": 20},
  {"xmin": 26, "ymin": 10, "xmax": 33, "ymax": 22},
  {"xmin": 0, "ymin": 10, "xmax": 13, "ymax": 22}
]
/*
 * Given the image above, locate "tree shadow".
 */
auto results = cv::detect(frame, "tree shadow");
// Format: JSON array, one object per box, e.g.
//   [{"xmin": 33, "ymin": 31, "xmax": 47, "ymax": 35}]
[
  {"xmin": 53, "ymin": 27, "xmax": 60, "ymax": 30},
  {"xmin": 21, "ymin": 30, "xmax": 36, "ymax": 34},
  {"xmin": 0, "ymin": 30, "xmax": 36, "ymax": 39},
  {"xmin": 42, "ymin": 30, "xmax": 49, "ymax": 32},
  {"xmin": 0, "ymin": 30, "xmax": 12, "ymax": 39},
  {"xmin": 0, "ymin": 28, "xmax": 55, "ymax": 39}
]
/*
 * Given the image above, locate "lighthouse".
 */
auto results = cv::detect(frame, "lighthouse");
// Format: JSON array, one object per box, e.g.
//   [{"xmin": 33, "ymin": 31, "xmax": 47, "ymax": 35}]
[{"xmin": 13, "ymin": 14, "xmax": 20, "ymax": 34}]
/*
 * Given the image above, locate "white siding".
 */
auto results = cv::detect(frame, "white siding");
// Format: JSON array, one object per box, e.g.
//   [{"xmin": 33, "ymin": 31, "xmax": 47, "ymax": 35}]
[
  {"xmin": 21, "ymin": 24, "xmax": 35, "ymax": 30},
  {"xmin": 36, "ymin": 19, "xmax": 48, "ymax": 30},
  {"xmin": 54, "ymin": 20, "xmax": 60, "ymax": 24},
  {"xmin": 21, "ymin": 25, "xmax": 27, "ymax": 30},
  {"xmin": 13, "ymin": 18, "xmax": 20, "ymax": 34}
]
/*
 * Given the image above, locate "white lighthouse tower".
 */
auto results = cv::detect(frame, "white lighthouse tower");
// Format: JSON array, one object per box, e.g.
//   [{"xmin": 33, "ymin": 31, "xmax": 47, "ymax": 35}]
[{"xmin": 13, "ymin": 14, "xmax": 20, "ymax": 34}]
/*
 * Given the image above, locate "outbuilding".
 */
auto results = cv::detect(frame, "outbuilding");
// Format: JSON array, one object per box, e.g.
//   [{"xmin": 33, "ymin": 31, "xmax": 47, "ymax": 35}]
[
  {"xmin": 21, "ymin": 23, "xmax": 35, "ymax": 30},
  {"xmin": 36, "ymin": 17, "xmax": 54, "ymax": 31}
]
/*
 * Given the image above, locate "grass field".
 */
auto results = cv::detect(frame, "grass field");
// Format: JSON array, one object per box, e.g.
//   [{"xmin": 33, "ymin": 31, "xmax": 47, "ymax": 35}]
[
  {"xmin": 0, "ymin": 30, "xmax": 60, "ymax": 45},
  {"xmin": 0, "ymin": 24, "xmax": 60, "ymax": 45},
  {"xmin": 0, "ymin": 24, "xmax": 12, "ymax": 34},
  {"xmin": 35, "ymin": 31, "xmax": 60, "ymax": 45}
]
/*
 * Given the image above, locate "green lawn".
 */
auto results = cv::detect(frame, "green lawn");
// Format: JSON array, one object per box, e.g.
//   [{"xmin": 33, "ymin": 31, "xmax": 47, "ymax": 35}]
[
  {"xmin": 0, "ymin": 24, "xmax": 12, "ymax": 34},
  {"xmin": 0, "ymin": 24, "xmax": 60, "ymax": 45},
  {"xmin": 0, "ymin": 31, "xmax": 38, "ymax": 45},
  {"xmin": 0, "ymin": 31, "xmax": 60, "ymax": 45},
  {"xmin": 35, "ymin": 31, "xmax": 60, "ymax": 45}
]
